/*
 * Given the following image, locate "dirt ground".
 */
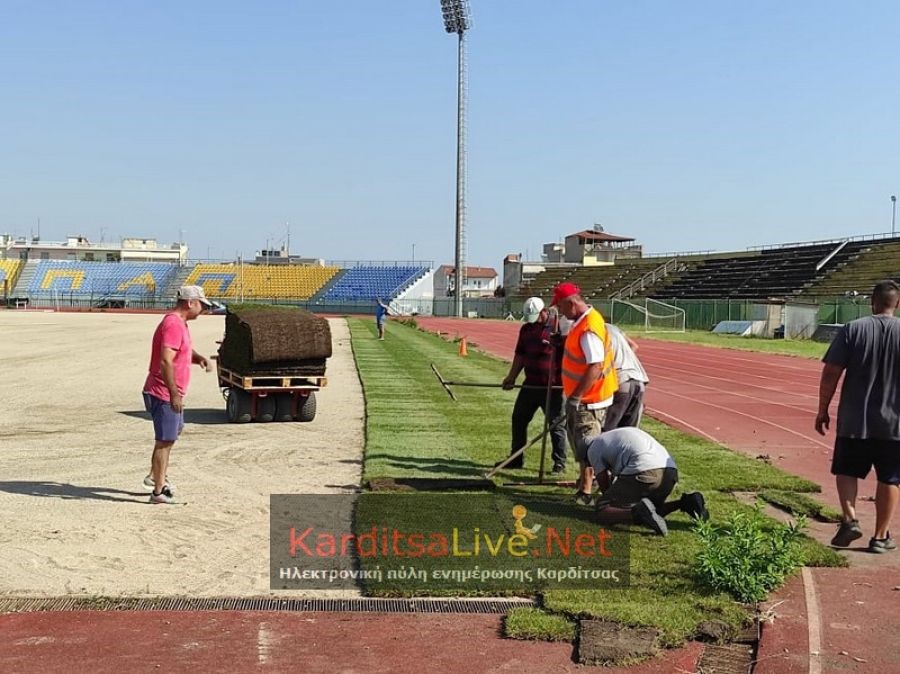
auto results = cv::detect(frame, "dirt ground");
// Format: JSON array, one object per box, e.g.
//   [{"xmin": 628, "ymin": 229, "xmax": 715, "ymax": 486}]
[{"xmin": 0, "ymin": 311, "xmax": 364, "ymax": 597}]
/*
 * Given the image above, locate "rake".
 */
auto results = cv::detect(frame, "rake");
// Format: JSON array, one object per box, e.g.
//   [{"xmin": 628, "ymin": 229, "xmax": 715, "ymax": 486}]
[{"xmin": 430, "ymin": 363, "xmax": 573, "ymax": 487}]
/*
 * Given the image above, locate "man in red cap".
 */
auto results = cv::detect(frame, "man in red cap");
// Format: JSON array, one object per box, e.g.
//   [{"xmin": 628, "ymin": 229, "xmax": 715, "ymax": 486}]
[{"xmin": 551, "ymin": 282, "xmax": 619, "ymax": 505}]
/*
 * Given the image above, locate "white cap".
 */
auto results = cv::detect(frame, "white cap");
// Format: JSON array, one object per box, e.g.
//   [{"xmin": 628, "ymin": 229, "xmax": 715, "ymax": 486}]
[
  {"xmin": 176, "ymin": 285, "xmax": 213, "ymax": 307},
  {"xmin": 522, "ymin": 297, "xmax": 545, "ymax": 323}
]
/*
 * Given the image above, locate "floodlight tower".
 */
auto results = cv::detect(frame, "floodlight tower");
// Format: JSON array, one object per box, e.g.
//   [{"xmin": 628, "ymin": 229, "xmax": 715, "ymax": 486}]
[
  {"xmin": 892, "ymin": 195, "xmax": 897, "ymax": 237},
  {"xmin": 440, "ymin": 0, "xmax": 471, "ymax": 317}
]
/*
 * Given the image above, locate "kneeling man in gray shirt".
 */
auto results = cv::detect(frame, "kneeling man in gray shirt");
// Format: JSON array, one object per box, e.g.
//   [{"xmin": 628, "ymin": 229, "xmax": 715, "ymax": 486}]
[{"xmin": 587, "ymin": 427, "xmax": 708, "ymax": 536}]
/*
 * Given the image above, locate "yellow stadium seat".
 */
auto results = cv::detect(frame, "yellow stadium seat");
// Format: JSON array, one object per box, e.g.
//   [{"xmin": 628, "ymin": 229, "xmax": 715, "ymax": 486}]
[{"xmin": 185, "ymin": 264, "xmax": 340, "ymax": 300}]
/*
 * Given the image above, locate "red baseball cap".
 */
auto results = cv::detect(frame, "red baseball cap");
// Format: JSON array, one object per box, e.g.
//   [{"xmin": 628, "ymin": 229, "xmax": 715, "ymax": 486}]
[{"xmin": 551, "ymin": 281, "xmax": 580, "ymax": 306}]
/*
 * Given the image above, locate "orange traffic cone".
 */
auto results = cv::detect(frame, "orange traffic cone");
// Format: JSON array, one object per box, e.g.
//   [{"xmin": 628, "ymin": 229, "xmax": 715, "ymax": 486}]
[{"xmin": 459, "ymin": 336, "xmax": 468, "ymax": 357}]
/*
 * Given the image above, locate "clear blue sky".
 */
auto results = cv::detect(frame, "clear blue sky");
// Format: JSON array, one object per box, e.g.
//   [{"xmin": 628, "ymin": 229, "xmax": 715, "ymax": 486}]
[{"xmin": 2, "ymin": 1, "xmax": 899, "ymax": 268}]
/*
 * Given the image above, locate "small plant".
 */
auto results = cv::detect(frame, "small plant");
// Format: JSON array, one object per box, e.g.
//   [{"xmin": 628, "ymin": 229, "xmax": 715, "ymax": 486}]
[{"xmin": 694, "ymin": 503, "xmax": 807, "ymax": 603}]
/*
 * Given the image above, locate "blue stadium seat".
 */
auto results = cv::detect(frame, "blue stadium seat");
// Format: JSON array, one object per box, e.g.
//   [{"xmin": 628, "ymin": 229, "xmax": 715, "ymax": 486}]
[
  {"xmin": 29, "ymin": 261, "xmax": 179, "ymax": 298},
  {"xmin": 318, "ymin": 266, "xmax": 427, "ymax": 302}
]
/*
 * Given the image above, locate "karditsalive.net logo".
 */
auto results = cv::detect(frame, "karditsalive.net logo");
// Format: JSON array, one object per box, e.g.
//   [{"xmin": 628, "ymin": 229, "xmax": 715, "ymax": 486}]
[
  {"xmin": 287, "ymin": 504, "xmax": 613, "ymax": 560},
  {"xmin": 270, "ymin": 494, "xmax": 628, "ymax": 590}
]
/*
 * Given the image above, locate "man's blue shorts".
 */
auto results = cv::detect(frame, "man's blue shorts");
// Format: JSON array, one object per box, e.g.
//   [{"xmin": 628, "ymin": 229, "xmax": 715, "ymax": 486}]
[{"xmin": 143, "ymin": 392, "xmax": 184, "ymax": 443}]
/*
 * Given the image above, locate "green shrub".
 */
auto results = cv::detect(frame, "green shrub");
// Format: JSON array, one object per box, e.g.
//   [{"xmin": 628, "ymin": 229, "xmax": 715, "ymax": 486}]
[{"xmin": 694, "ymin": 503, "xmax": 806, "ymax": 603}]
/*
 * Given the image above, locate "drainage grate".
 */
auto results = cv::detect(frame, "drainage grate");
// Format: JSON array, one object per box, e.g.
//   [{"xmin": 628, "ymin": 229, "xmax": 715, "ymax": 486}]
[{"xmin": 0, "ymin": 596, "xmax": 536, "ymax": 615}]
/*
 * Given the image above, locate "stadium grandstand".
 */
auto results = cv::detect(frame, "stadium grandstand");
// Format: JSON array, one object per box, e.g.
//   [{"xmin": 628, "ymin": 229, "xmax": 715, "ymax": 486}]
[
  {"xmin": 23, "ymin": 260, "xmax": 180, "ymax": 301},
  {"xmin": 502, "ymin": 229, "xmax": 900, "ymax": 335},
  {"xmin": 2, "ymin": 251, "xmax": 439, "ymax": 311},
  {"xmin": 0, "ymin": 260, "xmax": 23, "ymax": 297},
  {"xmin": 7, "ymin": 227, "xmax": 900, "ymax": 326},
  {"xmin": 185, "ymin": 263, "xmax": 340, "ymax": 301},
  {"xmin": 511, "ymin": 231, "xmax": 900, "ymax": 303},
  {"xmin": 316, "ymin": 265, "xmax": 429, "ymax": 303}
]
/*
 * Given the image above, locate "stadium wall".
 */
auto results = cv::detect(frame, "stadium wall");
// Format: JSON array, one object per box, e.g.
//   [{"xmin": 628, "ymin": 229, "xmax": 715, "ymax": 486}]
[{"xmin": 392, "ymin": 270, "xmax": 436, "ymax": 316}]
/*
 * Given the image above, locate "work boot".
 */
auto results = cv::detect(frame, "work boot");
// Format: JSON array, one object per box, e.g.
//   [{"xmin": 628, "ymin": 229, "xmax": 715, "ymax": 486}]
[
  {"xmin": 632, "ymin": 498, "xmax": 668, "ymax": 536},
  {"xmin": 680, "ymin": 492, "xmax": 709, "ymax": 521}
]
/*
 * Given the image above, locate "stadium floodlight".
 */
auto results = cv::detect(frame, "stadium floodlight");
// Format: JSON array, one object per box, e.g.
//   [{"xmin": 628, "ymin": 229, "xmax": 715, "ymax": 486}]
[
  {"xmin": 441, "ymin": 0, "xmax": 471, "ymax": 34},
  {"xmin": 892, "ymin": 195, "xmax": 897, "ymax": 237},
  {"xmin": 439, "ymin": 0, "xmax": 472, "ymax": 317}
]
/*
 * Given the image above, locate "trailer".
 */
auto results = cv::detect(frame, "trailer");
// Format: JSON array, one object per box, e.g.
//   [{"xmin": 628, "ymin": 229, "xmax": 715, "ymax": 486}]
[{"xmin": 216, "ymin": 361, "xmax": 326, "ymax": 423}]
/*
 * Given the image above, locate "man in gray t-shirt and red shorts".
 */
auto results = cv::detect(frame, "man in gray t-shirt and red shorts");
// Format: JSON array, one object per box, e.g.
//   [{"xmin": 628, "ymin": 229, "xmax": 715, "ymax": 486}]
[{"xmin": 817, "ymin": 280, "xmax": 900, "ymax": 553}]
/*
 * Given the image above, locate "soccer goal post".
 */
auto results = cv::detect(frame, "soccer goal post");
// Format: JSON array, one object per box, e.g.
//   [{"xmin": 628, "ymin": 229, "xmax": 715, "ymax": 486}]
[
  {"xmin": 610, "ymin": 299, "xmax": 648, "ymax": 331},
  {"xmin": 645, "ymin": 298, "xmax": 686, "ymax": 333},
  {"xmin": 610, "ymin": 298, "xmax": 685, "ymax": 332}
]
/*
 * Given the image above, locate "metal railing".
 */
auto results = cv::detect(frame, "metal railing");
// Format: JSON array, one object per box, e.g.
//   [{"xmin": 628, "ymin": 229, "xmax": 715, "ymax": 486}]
[
  {"xmin": 815, "ymin": 239, "xmax": 850, "ymax": 271},
  {"xmin": 747, "ymin": 231, "xmax": 900, "ymax": 251},
  {"xmin": 643, "ymin": 249, "xmax": 714, "ymax": 258},
  {"xmin": 325, "ymin": 260, "xmax": 433, "ymax": 269},
  {"xmin": 642, "ymin": 231, "xmax": 900, "ymax": 260},
  {"xmin": 611, "ymin": 258, "xmax": 684, "ymax": 301}
]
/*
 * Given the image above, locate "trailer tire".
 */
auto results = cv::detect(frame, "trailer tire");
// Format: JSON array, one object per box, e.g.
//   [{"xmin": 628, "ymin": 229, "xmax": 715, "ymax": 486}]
[
  {"xmin": 274, "ymin": 394, "xmax": 294, "ymax": 422},
  {"xmin": 226, "ymin": 389, "xmax": 252, "ymax": 423},
  {"xmin": 296, "ymin": 392, "xmax": 317, "ymax": 422},
  {"xmin": 256, "ymin": 395, "xmax": 276, "ymax": 423}
]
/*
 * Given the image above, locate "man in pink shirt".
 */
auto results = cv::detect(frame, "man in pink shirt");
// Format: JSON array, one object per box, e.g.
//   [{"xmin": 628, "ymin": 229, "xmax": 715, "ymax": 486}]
[{"xmin": 142, "ymin": 285, "xmax": 212, "ymax": 504}]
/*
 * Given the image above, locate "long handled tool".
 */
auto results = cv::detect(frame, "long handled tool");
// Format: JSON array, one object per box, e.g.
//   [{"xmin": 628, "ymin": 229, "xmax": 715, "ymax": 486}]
[
  {"xmin": 431, "ymin": 363, "xmax": 561, "ymax": 401},
  {"xmin": 484, "ymin": 411, "xmax": 567, "ymax": 479},
  {"xmin": 432, "ymin": 363, "xmax": 571, "ymax": 486}
]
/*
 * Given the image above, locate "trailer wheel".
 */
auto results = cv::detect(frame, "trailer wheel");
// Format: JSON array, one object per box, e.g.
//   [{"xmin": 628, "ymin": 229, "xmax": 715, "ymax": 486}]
[
  {"xmin": 274, "ymin": 394, "xmax": 294, "ymax": 422},
  {"xmin": 226, "ymin": 389, "xmax": 252, "ymax": 423},
  {"xmin": 296, "ymin": 392, "xmax": 317, "ymax": 422},
  {"xmin": 256, "ymin": 395, "xmax": 276, "ymax": 422}
]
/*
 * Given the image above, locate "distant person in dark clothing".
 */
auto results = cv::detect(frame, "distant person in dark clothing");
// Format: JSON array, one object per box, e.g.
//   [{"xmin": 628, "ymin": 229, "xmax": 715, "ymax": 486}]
[
  {"xmin": 375, "ymin": 298, "xmax": 392, "ymax": 340},
  {"xmin": 817, "ymin": 279, "xmax": 900, "ymax": 553},
  {"xmin": 497, "ymin": 297, "xmax": 567, "ymax": 473}
]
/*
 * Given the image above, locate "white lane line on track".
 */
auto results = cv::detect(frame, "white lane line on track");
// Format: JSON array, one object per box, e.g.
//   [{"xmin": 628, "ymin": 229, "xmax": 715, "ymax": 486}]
[
  {"xmin": 650, "ymin": 371, "xmax": 820, "ymax": 416},
  {"xmin": 636, "ymin": 340, "xmax": 823, "ymax": 374},
  {"xmin": 645, "ymin": 360, "xmax": 821, "ymax": 389},
  {"xmin": 801, "ymin": 567, "xmax": 823, "ymax": 674},
  {"xmin": 647, "ymin": 361, "xmax": 820, "ymax": 402},
  {"xmin": 639, "ymin": 350, "xmax": 822, "ymax": 386},
  {"xmin": 645, "ymin": 407, "xmax": 723, "ymax": 444},
  {"xmin": 646, "ymin": 386, "xmax": 833, "ymax": 450},
  {"xmin": 258, "ymin": 622, "xmax": 272, "ymax": 665}
]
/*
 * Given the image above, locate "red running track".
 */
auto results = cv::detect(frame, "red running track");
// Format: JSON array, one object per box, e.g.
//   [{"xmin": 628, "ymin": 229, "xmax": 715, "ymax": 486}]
[{"xmin": 0, "ymin": 611, "xmax": 704, "ymax": 674}]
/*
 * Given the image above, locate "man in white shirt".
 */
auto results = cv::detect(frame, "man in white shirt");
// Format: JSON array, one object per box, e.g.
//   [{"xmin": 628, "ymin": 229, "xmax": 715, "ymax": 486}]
[
  {"xmin": 587, "ymin": 426, "xmax": 709, "ymax": 535},
  {"xmin": 604, "ymin": 324, "xmax": 650, "ymax": 430}
]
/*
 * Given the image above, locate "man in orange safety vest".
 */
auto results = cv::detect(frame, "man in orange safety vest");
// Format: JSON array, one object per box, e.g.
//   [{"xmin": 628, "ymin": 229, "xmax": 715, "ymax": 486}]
[{"xmin": 551, "ymin": 282, "xmax": 619, "ymax": 505}]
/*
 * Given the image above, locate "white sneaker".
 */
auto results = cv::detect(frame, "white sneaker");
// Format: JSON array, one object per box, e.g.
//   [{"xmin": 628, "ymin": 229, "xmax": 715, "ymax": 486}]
[
  {"xmin": 149, "ymin": 486, "xmax": 176, "ymax": 504},
  {"xmin": 143, "ymin": 474, "xmax": 176, "ymax": 495}
]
